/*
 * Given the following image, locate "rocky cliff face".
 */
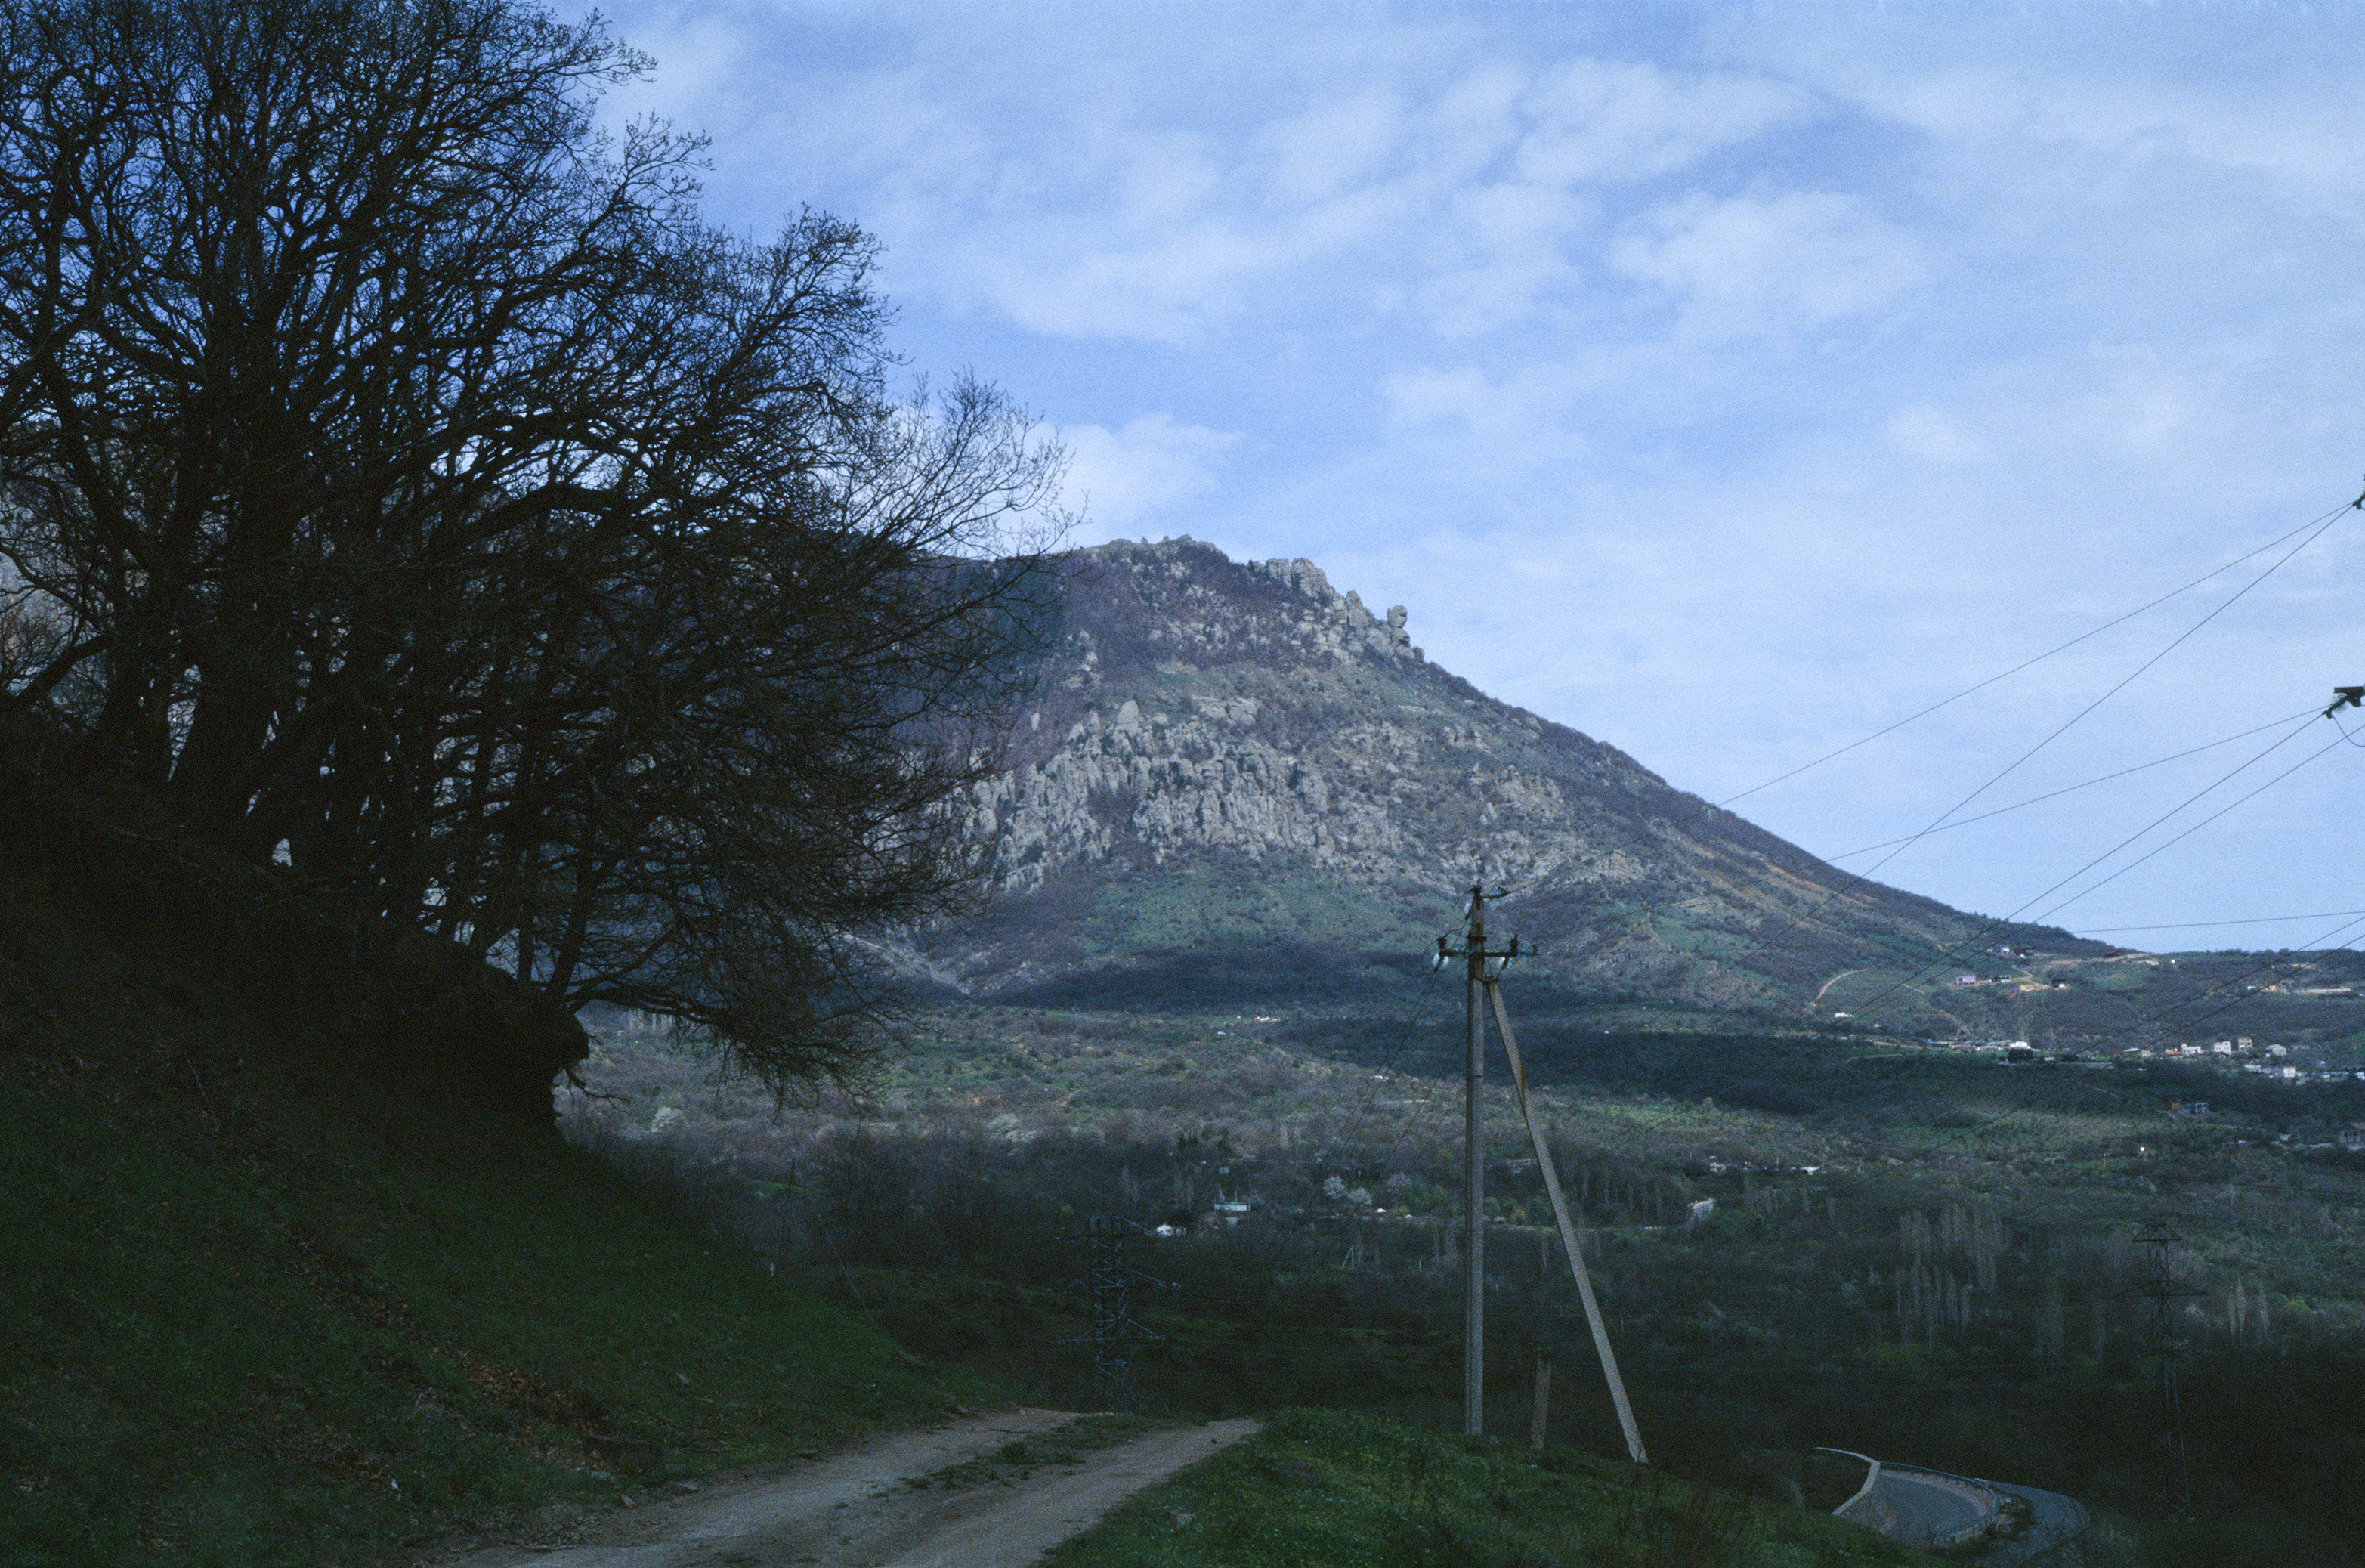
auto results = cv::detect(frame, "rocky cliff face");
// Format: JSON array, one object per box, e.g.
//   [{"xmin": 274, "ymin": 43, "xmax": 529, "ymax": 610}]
[{"xmin": 913, "ymin": 538, "xmax": 2079, "ymax": 1013}]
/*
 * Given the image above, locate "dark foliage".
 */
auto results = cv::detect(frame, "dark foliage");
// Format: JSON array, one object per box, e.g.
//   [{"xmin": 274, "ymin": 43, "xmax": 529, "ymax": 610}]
[
  {"xmin": 0, "ymin": 709, "xmax": 586, "ymax": 1123},
  {"xmin": 0, "ymin": 0, "xmax": 1064, "ymax": 1084}
]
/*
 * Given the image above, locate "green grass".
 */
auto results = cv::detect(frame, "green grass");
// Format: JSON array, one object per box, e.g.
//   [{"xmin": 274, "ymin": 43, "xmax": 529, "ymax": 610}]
[
  {"xmin": 0, "ymin": 1059, "xmax": 1001, "ymax": 1566},
  {"xmin": 1040, "ymin": 1409, "xmax": 1935, "ymax": 1568}
]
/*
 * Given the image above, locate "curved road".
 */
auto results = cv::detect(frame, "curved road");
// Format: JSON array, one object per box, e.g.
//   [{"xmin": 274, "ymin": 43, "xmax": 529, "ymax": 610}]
[
  {"xmin": 1865, "ymin": 1464, "xmax": 2088, "ymax": 1560},
  {"xmin": 1877, "ymin": 1467, "xmax": 1990, "ymax": 1545}
]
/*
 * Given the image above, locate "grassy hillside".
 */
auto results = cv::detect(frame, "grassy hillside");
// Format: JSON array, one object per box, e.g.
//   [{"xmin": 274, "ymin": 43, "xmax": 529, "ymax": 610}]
[
  {"xmin": 0, "ymin": 819, "xmax": 999, "ymax": 1567},
  {"xmin": 1045, "ymin": 1409, "xmax": 1931, "ymax": 1568},
  {"xmin": 0, "ymin": 1065, "xmax": 1008, "ymax": 1567},
  {"xmin": 0, "ymin": 793, "xmax": 1947, "ymax": 1568}
]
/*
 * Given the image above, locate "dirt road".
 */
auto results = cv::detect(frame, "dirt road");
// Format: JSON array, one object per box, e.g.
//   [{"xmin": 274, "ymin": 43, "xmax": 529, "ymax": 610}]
[{"xmin": 444, "ymin": 1410, "xmax": 1260, "ymax": 1568}]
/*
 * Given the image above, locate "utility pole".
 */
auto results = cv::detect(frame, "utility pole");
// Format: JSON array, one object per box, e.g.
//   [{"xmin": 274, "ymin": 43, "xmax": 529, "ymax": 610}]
[
  {"xmin": 1436, "ymin": 888, "xmax": 1647, "ymax": 1457},
  {"xmin": 1461, "ymin": 884, "xmax": 1488, "ymax": 1434},
  {"xmin": 1439, "ymin": 883, "xmax": 1520, "ymax": 1436}
]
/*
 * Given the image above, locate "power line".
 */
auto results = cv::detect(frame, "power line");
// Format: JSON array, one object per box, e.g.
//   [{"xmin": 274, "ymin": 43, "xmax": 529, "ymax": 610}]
[
  {"xmin": 1713, "ymin": 503, "xmax": 2350, "ymax": 985},
  {"xmin": 1889, "ymin": 509, "xmax": 2345, "ymax": 852},
  {"xmin": 1823, "ymin": 709, "xmax": 2320, "ymax": 861},
  {"xmin": 1829, "ymin": 711, "xmax": 2335, "ymax": 1025},
  {"xmin": 2030, "ymin": 730, "xmax": 2349, "ymax": 926},
  {"xmin": 2077, "ymin": 911, "xmax": 2365, "ymax": 936},
  {"xmin": 1714, "ymin": 500, "xmax": 2357, "ymax": 812},
  {"xmin": 2121, "ymin": 911, "xmax": 2365, "ymax": 1044}
]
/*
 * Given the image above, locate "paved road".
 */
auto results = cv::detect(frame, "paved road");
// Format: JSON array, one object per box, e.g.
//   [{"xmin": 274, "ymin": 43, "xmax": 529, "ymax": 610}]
[
  {"xmin": 1877, "ymin": 1467, "xmax": 1992, "ymax": 1546},
  {"xmin": 1831, "ymin": 1448, "xmax": 2088, "ymax": 1561}
]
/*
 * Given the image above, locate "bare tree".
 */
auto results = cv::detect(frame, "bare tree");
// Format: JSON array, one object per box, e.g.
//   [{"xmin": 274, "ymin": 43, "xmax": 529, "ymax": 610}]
[{"xmin": 0, "ymin": 0, "xmax": 1062, "ymax": 1084}]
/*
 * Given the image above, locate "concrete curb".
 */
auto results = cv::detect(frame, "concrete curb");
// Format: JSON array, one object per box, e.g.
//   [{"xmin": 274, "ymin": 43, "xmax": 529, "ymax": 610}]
[{"xmin": 1814, "ymin": 1447, "xmax": 1897, "ymax": 1537}]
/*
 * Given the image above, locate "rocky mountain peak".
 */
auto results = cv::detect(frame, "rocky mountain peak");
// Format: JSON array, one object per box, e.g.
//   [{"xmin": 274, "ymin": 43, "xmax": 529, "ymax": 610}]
[{"xmin": 915, "ymin": 538, "xmax": 2082, "ymax": 1015}]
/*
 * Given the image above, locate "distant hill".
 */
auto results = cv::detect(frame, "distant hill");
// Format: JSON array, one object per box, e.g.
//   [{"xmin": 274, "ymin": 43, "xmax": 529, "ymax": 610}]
[{"xmin": 904, "ymin": 538, "xmax": 2094, "ymax": 1023}]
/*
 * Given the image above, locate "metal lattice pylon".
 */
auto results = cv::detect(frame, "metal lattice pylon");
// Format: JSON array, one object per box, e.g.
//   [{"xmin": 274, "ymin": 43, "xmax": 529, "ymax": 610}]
[
  {"xmin": 1063, "ymin": 1216, "xmax": 1166, "ymax": 1409},
  {"xmin": 2132, "ymin": 1225, "xmax": 2197, "ymax": 1514}
]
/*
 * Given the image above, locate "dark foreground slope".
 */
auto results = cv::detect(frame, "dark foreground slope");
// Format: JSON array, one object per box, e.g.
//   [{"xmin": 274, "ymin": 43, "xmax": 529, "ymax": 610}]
[
  {"xmin": 0, "ymin": 792, "xmax": 989, "ymax": 1566},
  {"xmin": 0, "ymin": 756, "xmax": 1930, "ymax": 1568},
  {"xmin": 918, "ymin": 539, "xmax": 2089, "ymax": 1026},
  {"xmin": 1045, "ymin": 1409, "xmax": 1936, "ymax": 1568}
]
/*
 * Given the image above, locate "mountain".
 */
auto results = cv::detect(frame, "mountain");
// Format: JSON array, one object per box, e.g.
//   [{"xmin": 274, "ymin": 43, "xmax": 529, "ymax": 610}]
[{"xmin": 908, "ymin": 537, "xmax": 2094, "ymax": 1022}]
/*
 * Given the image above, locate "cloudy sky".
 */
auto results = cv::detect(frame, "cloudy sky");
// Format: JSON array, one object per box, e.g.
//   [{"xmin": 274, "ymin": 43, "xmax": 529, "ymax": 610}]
[{"xmin": 599, "ymin": 0, "xmax": 2365, "ymax": 948}]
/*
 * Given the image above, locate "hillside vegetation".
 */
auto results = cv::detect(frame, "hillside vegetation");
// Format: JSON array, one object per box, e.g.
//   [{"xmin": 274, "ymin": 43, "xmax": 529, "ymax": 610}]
[
  {"xmin": 1044, "ymin": 1408, "xmax": 1931, "ymax": 1568},
  {"xmin": 0, "ymin": 806, "xmax": 991, "ymax": 1567},
  {"xmin": 577, "ymin": 995, "xmax": 2365, "ymax": 1566},
  {"xmin": 0, "ymin": 762, "xmax": 1935, "ymax": 1568}
]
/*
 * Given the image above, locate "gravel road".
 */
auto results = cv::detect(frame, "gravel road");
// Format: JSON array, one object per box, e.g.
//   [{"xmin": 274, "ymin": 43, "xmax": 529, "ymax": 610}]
[{"xmin": 438, "ymin": 1409, "xmax": 1260, "ymax": 1568}]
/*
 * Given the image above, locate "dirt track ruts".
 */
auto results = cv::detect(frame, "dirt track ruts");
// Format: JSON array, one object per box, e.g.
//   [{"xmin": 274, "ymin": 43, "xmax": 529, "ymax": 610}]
[{"xmin": 443, "ymin": 1409, "xmax": 1260, "ymax": 1568}]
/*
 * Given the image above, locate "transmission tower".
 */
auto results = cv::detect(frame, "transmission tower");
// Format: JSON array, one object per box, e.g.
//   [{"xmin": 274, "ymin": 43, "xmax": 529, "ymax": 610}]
[
  {"xmin": 1064, "ymin": 1216, "xmax": 1167, "ymax": 1409},
  {"xmin": 2133, "ymin": 1224, "xmax": 2197, "ymax": 1514}
]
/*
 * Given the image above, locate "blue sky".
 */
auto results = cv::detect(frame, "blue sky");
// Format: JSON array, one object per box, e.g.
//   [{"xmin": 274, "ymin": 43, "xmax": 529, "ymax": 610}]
[{"xmin": 598, "ymin": 0, "xmax": 2365, "ymax": 948}]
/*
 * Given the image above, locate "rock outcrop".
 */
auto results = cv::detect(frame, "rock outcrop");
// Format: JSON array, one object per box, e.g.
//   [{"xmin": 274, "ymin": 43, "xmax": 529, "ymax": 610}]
[{"xmin": 914, "ymin": 538, "xmax": 2083, "ymax": 1012}]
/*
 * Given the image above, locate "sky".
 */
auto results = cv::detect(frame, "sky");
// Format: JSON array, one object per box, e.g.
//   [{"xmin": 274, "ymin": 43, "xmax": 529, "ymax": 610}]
[{"xmin": 595, "ymin": 0, "xmax": 2365, "ymax": 949}]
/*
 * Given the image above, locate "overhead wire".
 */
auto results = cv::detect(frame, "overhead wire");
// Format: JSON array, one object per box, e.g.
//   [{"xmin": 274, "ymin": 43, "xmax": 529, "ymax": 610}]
[
  {"xmin": 1823, "ymin": 708, "xmax": 2320, "ymax": 861},
  {"xmin": 2117, "ymin": 908, "xmax": 2365, "ymax": 1045},
  {"xmin": 1730, "ymin": 531, "xmax": 2339, "ymax": 983},
  {"xmin": 1448, "ymin": 495, "xmax": 2361, "ymax": 1065},
  {"xmin": 2027, "ymin": 728, "xmax": 2349, "ymax": 926},
  {"xmin": 1830, "ymin": 710, "xmax": 2336, "ymax": 1025},
  {"xmin": 2078, "ymin": 911, "xmax": 2365, "ymax": 935},
  {"xmin": 1712, "ymin": 499, "xmax": 2357, "ymax": 812},
  {"xmin": 1720, "ymin": 492, "xmax": 2355, "ymax": 994}
]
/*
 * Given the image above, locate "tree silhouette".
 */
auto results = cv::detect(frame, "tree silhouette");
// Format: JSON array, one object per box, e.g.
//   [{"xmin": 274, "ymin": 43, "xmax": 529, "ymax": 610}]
[{"xmin": 0, "ymin": 0, "xmax": 1062, "ymax": 1083}]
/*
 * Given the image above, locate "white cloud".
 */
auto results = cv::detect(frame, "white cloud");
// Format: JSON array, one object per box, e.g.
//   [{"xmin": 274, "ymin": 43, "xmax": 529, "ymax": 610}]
[
  {"xmin": 676, "ymin": 30, "xmax": 1818, "ymax": 345},
  {"xmin": 1382, "ymin": 364, "xmax": 1593, "ymax": 471},
  {"xmin": 1609, "ymin": 190, "xmax": 1933, "ymax": 343},
  {"xmin": 1256, "ymin": 90, "xmax": 1407, "ymax": 206},
  {"xmin": 1885, "ymin": 404, "xmax": 1988, "ymax": 465},
  {"xmin": 1878, "ymin": 68, "xmax": 2365, "ymax": 199},
  {"xmin": 1056, "ymin": 415, "xmax": 1244, "ymax": 532},
  {"xmin": 1514, "ymin": 58, "xmax": 1810, "ymax": 186}
]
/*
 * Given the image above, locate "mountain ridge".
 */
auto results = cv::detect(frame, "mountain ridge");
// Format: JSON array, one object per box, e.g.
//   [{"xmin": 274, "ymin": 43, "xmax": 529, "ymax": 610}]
[{"xmin": 910, "ymin": 537, "xmax": 2092, "ymax": 1019}]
